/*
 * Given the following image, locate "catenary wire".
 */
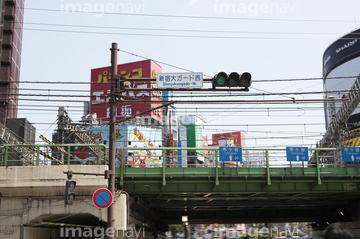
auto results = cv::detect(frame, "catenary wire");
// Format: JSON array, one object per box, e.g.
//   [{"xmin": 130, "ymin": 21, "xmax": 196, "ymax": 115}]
[
  {"xmin": 22, "ymin": 22, "xmax": 354, "ymax": 35},
  {"xmin": 23, "ymin": 7, "xmax": 360, "ymax": 23}
]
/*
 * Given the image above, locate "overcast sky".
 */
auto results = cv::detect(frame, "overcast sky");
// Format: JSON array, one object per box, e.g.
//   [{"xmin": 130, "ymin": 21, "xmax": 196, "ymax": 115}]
[{"xmin": 18, "ymin": 0, "xmax": 360, "ymax": 148}]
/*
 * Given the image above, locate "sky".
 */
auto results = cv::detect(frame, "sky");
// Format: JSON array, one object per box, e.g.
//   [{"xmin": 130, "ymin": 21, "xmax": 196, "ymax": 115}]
[{"xmin": 18, "ymin": 0, "xmax": 360, "ymax": 148}]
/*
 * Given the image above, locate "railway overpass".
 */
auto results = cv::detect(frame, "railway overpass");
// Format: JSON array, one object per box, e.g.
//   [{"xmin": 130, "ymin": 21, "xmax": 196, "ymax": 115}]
[{"xmin": 0, "ymin": 145, "xmax": 360, "ymax": 238}]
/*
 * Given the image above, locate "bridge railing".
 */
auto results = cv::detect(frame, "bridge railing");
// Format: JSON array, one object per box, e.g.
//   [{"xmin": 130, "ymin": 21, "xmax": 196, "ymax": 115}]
[
  {"xmin": 117, "ymin": 147, "xmax": 360, "ymax": 187},
  {"xmin": 117, "ymin": 147, "xmax": 354, "ymax": 169},
  {"xmin": 0, "ymin": 144, "xmax": 107, "ymax": 166},
  {"xmin": 0, "ymin": 145, "xmax": 357, "ymax": 170}
]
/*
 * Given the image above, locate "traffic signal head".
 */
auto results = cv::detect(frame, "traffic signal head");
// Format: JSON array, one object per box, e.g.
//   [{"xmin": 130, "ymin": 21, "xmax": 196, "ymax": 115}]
[
  {"xmin": 212, "ymin": 72, "xmax": 227, "ymax": 87},
  {"xmin": 65, "ymin": 180, "xmax": 76, "ymax": 205},
  {"xmin": 227, "ymin": 72, "xmax": 240, "ymax": 87},
  {"xmin": 239, "ymin": 72, "xmax": 252, "ymax": 88},
  {"xmin": 212, "ymin": 72, "xmax": 252, "ymax": 88}
]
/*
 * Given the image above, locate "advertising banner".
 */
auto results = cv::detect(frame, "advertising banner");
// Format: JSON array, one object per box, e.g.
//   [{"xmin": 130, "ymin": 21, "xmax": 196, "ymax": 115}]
[
  {"xmin": 73, "ymin": 125, "xmax": 162, "ymax": 167},
  {"xmin": 73, "ymin": 126, "xmax": 126, "ymax": 165},
  {"xmin": 90, "ymin": 60, "xmax": 163, "ymax": 123},
  {"xmin": 127, "ymin": 125, "xmax": 162, "ymax": 168},
  {"xmin": 323, "ymin": 28, "xmax": 360, "ymax": 77},
  {"xmin": 212, "ymin": 131, "xmax": 245, "ymax": 147}
]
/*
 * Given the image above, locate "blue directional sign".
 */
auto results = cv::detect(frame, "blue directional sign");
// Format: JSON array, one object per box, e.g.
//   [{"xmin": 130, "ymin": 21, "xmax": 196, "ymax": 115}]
[
  {"xmin": 341, "ymin": 147, "xmax": 360, "ymax": 162},
  {"xmin": 178, "ymin": 141, "xmax": 182, "ymax": 167},
  {"xmin": 219, "ymin": 147, "xmax": 242, "ymax": 162},
  {"xmin": 286, "ymin": 147, "xmax": 309, "ymax": 161}
]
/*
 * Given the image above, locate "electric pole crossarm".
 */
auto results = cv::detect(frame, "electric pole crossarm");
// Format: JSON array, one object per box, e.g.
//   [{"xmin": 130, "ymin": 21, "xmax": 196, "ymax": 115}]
[{"xmin": 63, "ymin": 170, "xmax": 107, "ymax": 178}]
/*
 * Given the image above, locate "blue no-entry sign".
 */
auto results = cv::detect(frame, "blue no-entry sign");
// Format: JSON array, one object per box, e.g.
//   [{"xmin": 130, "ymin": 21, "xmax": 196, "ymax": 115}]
[{"xmin": 93, "ymin": 188, "xmax": 113, "ymax": 209}]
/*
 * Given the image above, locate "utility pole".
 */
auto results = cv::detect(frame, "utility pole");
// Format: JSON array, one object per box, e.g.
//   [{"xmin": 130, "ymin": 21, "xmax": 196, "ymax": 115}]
[{"xmin": 108, "ymin": 42, "xmax": 118, "ymax": 238}]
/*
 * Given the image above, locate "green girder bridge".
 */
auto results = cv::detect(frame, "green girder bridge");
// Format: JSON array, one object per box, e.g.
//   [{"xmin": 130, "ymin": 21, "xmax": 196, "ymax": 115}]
[{"xmin": 1, "ymin": 145, "xmax": 360, "ymax": 225}]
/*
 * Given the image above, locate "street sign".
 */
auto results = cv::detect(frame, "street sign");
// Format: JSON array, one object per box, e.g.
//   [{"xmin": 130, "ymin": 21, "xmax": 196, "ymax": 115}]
[
  {"xmin": 156, "ymin": 73, "xmax": 203, "ymax": 88},
  {"xmin": 178, "ymin": 141, "xmax": 182, "ymax": 167},
  {"xmin": 341, "ymin": 147, "xmax": 360, "ymax": 162},
  {"xmin": 286, "ymin": 147, "xmax": 309, "ymax": 161},
  {"xmin": 219, "ymin": 147, "xmax": 242, "ymax": 162},
  {"xmin": 92, "ymin": 188, "xmax": 113, "ymax": 209}
]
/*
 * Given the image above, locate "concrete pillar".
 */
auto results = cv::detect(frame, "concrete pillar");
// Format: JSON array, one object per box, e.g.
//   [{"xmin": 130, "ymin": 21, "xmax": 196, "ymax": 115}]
[
  {"xmin": 0, "ymin": 225, "xmax": 21, "ymax": 239},
  {"xmin": 23, "ymin": 227, "xmax": 51, "ymax": 239},
  {"xmin": 0, "ymin": 197, "xmax": 26, "ymax": 239}
]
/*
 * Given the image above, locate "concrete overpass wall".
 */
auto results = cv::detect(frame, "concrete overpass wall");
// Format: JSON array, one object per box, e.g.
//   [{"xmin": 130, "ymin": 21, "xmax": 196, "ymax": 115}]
[
  {"xmin": 0, "ymin": 195, "xmax": 131, "ymax": 239},
  {"xmin": 0, "ymin": 165, "xmax": 108, "ymax": 197},
  {"xmin": 0, "ymin": 165, "xmax": 129, "ymax": 239}
]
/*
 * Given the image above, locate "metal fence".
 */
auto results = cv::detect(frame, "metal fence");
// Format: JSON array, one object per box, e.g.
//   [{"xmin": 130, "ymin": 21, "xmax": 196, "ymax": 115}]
[
  {"xmin": 0, "ymin": 144, "xmax": 107, "ymax": 166},
  {"xmin": 0, "ymin": 145, "xmax": 357, "ymax": 170}
]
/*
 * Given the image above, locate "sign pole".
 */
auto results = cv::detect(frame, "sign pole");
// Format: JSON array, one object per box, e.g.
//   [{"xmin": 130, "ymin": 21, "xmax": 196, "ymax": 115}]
[{"xmin": 108, "ymin": 42, "xmax": 118, "ymax": 238}]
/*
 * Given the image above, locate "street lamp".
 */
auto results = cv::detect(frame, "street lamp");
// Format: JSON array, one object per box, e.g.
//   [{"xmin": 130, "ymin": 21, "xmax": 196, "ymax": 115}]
[{"xmin": 182, "ymin": 216, "xmax": 188, "ymax": 239}]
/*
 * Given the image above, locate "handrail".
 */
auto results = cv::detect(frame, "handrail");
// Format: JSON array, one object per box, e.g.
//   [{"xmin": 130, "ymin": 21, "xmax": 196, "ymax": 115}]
[
  {"xmin": 0, "ymin": 144, "xmax": 106, "ymax": 166},
  {"xmin": 0, "ymin": 145, "xmax": 355, "ymax": 169}
]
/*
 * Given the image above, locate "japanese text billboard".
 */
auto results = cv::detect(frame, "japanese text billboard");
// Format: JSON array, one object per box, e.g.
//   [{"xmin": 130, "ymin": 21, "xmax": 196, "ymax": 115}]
[{"xmin": 90, "ymin": 59, "xmax": 162, "ymax": 123}]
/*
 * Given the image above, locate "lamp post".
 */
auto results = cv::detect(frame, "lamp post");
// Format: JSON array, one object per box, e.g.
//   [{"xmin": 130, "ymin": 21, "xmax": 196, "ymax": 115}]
[{"xmin": 182, "ymin": 216, "xmax": 188, "ymax": 239}]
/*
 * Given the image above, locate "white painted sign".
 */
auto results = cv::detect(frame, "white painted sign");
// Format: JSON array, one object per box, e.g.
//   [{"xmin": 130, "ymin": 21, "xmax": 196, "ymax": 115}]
[{"xmin": 156, "ymin": 73, "xmax": 203, "ymax": 88}]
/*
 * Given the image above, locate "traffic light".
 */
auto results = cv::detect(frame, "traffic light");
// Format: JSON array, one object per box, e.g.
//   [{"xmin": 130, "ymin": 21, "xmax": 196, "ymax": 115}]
[
  {"xmin": 65, "ymin": 180, "xmax": 76, "ymax": 205},
  {"xmin": 212, "ymin": 72, "xmax": 228, "ymax": 87},
  {"xmin": 212, "ymin": 72, "xmax": 252, "ymax": 89}
]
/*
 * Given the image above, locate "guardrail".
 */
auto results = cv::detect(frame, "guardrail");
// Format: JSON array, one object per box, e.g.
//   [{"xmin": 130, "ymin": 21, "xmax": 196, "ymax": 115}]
[
  {"xmin": 116, "ymin": 147, "xmax": 354, "ymax": 168},
  {"xmin": 2, "ymin": 145, "xmax": 359, "ymax": 189},
  {"xmin": 0, "ymin": 144, "xmax": 107, "ymax": 166},
  {"xmin": 0, "ymin": 145, "xmax": 358, "ymax": 170}
]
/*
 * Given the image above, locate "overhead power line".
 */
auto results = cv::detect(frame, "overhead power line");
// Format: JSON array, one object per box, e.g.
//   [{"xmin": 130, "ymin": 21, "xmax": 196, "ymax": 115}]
[
  {"xmin": 19, "ymin": 76, "xmax": 358, "ymax": 85},
  {"xmin": 23, "ymin": 27, "xmax": 360, "ymax": 41},
  {"xmin": 24, "ymin": 7, "xmax": 358, "ymax": 23},
  {"xmin": 24, "ymin": 28, "xmax": 312, "ymax": 40},
  {"xmin": 10, "ymin": 89, "xmax": 354, "ymax": 98},
  {"xmin": 22, "ymin": 22, "xmax": 350, "ymax": 36},
  {"xmin": 15, "ymin": 97, "xmax": 345, "ymax": 104}
]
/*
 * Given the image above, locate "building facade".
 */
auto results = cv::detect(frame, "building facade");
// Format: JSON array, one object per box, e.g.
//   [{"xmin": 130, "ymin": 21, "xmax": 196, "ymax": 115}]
[
  {"xmin": 0, "ymin": 0, "xmax": 25, "ymax": 118},
  {"xmin": 90, "ymin": 59, "xmax": 163, "ymax": 124},
  {"xmin": 323, "ymin": 28, "xmax": 360, "ymax": 146}
]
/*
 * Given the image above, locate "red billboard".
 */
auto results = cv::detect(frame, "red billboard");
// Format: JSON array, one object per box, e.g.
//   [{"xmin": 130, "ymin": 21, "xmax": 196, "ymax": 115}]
[
  {"xmin": 90, "ymin": 60, "xmax": 162, "ymax": 122},
  {"xmin": 211, "ymin": 131, "xmax": 245, "ymax": 147}
]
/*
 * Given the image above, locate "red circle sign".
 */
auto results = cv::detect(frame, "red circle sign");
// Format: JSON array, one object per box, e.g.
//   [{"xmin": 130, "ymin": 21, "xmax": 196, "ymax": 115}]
[{"xmin": 92, "ymin": 188, "xmax": 113, "ymax": 209}]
